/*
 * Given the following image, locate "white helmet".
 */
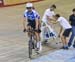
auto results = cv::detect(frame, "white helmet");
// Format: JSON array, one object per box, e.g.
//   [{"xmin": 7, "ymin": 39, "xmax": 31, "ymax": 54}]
[{"xmin": 26, "ymin": 3, "xmax": 33, "ymax": 8}]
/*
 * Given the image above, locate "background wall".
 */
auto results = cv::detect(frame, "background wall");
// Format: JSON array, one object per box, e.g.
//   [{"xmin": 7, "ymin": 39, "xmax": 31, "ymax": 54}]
[
  {"xmin": 0, "ymin": 0, "xmax": 42, "ymax": 7},
  {"xmin": 0, "ymin": 0, "xmax": 4, "ymax": 7}
]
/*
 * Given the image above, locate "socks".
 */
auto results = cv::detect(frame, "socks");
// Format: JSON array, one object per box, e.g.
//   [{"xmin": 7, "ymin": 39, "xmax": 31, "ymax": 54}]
[
  {"xmin": 37, "ymin": 42, "xmax": 41, "ymax": 48},
  {"xmin": 63, "ymin": 44, "xmax": 68, "ymax": 47}
]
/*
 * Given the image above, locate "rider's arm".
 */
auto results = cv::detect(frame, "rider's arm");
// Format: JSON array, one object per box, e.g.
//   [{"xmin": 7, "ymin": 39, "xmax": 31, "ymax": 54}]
[
  {"xmin": 47, "ymin": 15, "xmax": 57, "ymax": 24},
  {"xmin": 23, "ymin": 17, "xmax": 26, "ymax": 29},
  {"xmin": 47, "ymin": 15, "xmax": 54, "ymax": 20},
  {"xmin": 69, "ymin": 15, "xmax": 72, "ymax": 24},
  {"xmin": 23, "ymin": 11, "xmax": 28, "ymax": 30},
  {"xmin": 50, "ymin": 20, "xmax": 58, "ymax": 24},
  {"xmin": 23, "ymin": 15, "xmax": 28, "ymax": 31},
  {"xmin": 47, "ymin": 15, "xmax": 53, "ymax": 25},
  {"xmin": 35, "ymin": 11, "xmax": 40, "ymax": 30}
]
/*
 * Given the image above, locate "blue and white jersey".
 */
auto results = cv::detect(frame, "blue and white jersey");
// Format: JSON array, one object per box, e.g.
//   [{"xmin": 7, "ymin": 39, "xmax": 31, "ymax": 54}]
[{"xmin": 24, "ymin": 10, "xmax": 40, "ymax": 21}]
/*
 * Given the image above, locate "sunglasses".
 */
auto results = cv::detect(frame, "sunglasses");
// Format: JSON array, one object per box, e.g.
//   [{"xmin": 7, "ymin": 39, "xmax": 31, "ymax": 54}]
[{"xmin": 26, "ymin": 7, "xmax": 32, "ymax": 9}]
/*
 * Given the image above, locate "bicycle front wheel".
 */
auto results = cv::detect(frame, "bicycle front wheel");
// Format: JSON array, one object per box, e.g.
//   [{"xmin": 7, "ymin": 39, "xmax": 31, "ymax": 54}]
[{"xmin": 28, "ymin": 40, "xmax": 33, "ymax": 59}]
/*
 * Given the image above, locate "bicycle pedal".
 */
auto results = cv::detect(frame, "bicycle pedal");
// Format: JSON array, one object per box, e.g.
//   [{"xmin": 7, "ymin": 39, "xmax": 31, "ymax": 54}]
[{"xmin": 35, "ymin": 50, "xmax": 40, "ymax": 54}]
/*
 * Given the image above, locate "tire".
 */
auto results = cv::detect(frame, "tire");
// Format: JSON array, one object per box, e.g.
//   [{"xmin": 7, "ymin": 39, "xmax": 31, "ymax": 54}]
[{"xmin": 29, "ymin": 40, "xmax": 33, "ymax": 59}]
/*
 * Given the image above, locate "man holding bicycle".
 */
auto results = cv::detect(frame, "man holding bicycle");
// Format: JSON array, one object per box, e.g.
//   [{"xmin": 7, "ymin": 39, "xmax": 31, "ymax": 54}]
[
  {"xmin": 23, "ymin": 3, "xmax": 42, "ymax": 52},
  {"xmin": 54, "ymin": 14, "xmax": 72, "ymax": 49},
  {"xmin": 41, "ymin": 4, "xmax": 56, "ymax": 43}
]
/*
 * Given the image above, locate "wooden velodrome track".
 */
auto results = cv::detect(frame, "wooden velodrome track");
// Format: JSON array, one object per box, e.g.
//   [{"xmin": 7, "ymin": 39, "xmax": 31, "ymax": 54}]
[
  {"xmin": 0, "ymin": 0, "xmax": 75, "ymax": 62},
  {"xmin": 0, "ymin": 0, "xmax": 57, "ymax": 62}
]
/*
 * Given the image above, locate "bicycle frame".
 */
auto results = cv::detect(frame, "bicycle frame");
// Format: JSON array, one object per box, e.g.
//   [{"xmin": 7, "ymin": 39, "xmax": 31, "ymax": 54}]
[{"xmin": 27, "ymin": 29, "xmax": 36, "ymax": 59}]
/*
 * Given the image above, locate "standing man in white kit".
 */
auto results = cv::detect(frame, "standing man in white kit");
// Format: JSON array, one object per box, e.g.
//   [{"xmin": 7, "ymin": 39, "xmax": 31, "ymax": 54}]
[{"xmin": 41, "ymin": 4, "xmax": 56, "ymax": 43}]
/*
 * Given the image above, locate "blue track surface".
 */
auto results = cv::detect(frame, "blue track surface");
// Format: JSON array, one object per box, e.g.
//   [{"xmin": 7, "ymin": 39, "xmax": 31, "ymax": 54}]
[{"xmin": 32, "ymin": 49, "xmax": 75, "ymax": 62}]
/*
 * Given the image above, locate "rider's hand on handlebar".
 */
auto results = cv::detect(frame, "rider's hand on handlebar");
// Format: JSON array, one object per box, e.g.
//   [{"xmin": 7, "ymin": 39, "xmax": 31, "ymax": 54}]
[
  {"xmin": 23, "ymin": 29, "xmax": 26, "ymax": 32},
  {"xmin": 35, "ymin": 28, "xmax": 41, "ymax": 33}
]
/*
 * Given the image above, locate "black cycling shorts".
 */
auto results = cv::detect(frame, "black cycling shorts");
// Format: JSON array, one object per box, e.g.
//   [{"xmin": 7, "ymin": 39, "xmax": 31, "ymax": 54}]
[
  {"xmin": 27, "ymin": 19, "xmax": 36, "ymax": 29},
  {"xmin": 63, "ymin": 28, "xmax": 71, "ymax": 37},
  {"xmin": 27, "ymin": 19, "xmax": 41, "ymax": 33}
]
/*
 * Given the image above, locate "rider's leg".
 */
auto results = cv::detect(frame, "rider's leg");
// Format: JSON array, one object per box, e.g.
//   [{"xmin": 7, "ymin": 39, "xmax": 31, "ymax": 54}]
[
  {"xmin": 27, "ymin": 26, "xmax": 31, "ymax": 37},
  {"xmin": 35, "ymin": 32, "xmax": 42, "ymax": 52}
]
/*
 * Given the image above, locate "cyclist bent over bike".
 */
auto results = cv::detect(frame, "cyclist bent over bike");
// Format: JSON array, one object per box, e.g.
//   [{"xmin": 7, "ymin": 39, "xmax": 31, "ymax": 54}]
[{"xmin": 23, "ymin": 3, "xmax": 42, "ymax": 52}]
